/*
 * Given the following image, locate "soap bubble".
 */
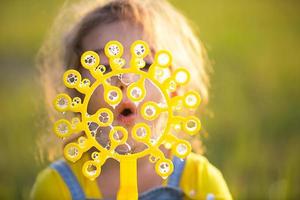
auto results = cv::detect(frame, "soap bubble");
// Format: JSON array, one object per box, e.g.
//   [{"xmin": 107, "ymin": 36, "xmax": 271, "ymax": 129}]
[
  {"xmin": 108, "ymin": 45, "xmax": 120, "ymax": 56},
  {"xmin": 67, "ymin": 146, "xmax": 79, "ymax": 157},
  {"xmin": 56, "ymin": 120, "xmax": 70, "ymax": 135},
  {"xmin": 157, "ymin": 53, "xmax": 170, "ymax": 66},
  {"xmin": 84, "ymin": 55, "xmax": 96, "ymax": 66},
  {"xmin": 136, "ymin": 127, "xmax": 147, "ymax": 138},
  {"xmin": 88, "ymin": 122, "xmax": 98, "ymax": 131},
  {"xmin": 159, "ymin": 162, "xmax": 170, "ymax": 174},
  {"xmin": 66, "ymin": 73, "xmax": 78, "ymax": 85},
  {"xmin": 131, "ymin": 87, "xmax": 142, "ymax": 99},
  {"xmin": 86, "ymin": 163, "xmax": 98, "ymax": 175},
  {"xmin": 99, "ymin": 112, "xmax": 110, "ymax": 123},
  {"xmin": 176, "ymin": 143, "xmax": 187, "ymax": 155},
  {"xmin": 57, "ymin": 96, "xmax": 69, "ymax": 110},
  {"xmin": 186, "ymin": 120, "xmax": 197, "ymax": 131},
  {"xmin": 185, "ymin": 94, "xmax": 197, "ymax": 107},
  {"xmin": 134, "ymin": 44, "xmax": 146, "ymax": 57},
  {"xmin": 145, "ymin": 105, "xmax": 156, "ymax": 117},
  {"xmin": 175, "ymin": 70, "xmax": 188, "ymax": 85},
  {"xmin": 115, "ymin": 142, "xmax": 132, "ymax": 155}
]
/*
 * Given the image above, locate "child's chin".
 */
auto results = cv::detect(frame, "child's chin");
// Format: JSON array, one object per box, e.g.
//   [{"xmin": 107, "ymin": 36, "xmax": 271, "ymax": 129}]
[{"xmin": 115, "ymin": 144, "xmax": 132, "ymax": 155}]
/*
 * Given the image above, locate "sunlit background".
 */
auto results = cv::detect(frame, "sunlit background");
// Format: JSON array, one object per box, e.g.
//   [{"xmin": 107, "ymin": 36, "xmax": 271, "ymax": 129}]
[{"xmin": 1, "ymin": 0, "xmax": 299, "ymax": 199}]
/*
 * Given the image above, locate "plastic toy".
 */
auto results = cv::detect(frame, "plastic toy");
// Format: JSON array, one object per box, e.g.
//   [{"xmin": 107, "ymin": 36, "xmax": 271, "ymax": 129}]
[{"xmin": 53, "ymin": 40, "xmax": 201, "ymax": 200}]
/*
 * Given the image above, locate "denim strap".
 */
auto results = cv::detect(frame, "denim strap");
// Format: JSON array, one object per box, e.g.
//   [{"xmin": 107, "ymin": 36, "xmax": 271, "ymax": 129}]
[
  {"xmin": 167, "ymin": 156, "xmax": 186, "ymax": 187},
  {"xmin": 50, "ymin": 159, "xmax": 86, "ymax": 200}
]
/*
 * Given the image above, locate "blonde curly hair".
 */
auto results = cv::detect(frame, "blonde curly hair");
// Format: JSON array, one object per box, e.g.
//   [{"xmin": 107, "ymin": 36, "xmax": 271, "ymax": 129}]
[{"xmin": 36, "ymin": 0, "xmax": 210, "ymax": 162}]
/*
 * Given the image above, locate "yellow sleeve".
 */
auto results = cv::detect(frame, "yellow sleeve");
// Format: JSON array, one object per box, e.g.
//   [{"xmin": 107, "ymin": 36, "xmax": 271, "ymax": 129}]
[
  {"xmin": 181, "ymin": 153, "xmax": 233, "ymax": 200},
  {"xmin": 200, "ymin": 159, "xmax": 233, "ymax": 200},
  {"xmin": 30, "ymin": 167, "xmax": 71, "ymax": 200}
]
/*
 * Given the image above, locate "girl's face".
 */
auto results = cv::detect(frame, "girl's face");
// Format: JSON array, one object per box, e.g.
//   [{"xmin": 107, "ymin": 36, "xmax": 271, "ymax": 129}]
[{"xmin": 80, "ymin": 21, "xmax": 167, "ymax": 154}]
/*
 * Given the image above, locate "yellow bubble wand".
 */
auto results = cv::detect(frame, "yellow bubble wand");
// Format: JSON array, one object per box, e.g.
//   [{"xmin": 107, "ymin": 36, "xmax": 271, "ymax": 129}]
[{"xmin": 53, "ymin": 40, "xmax": 201, "ymax": 200}]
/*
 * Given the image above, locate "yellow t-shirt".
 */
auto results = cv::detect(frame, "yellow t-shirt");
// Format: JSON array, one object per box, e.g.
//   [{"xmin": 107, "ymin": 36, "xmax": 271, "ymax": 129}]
[{"xmin": 31, "ymin": 153, "xmax": 232, "ymax": 200}]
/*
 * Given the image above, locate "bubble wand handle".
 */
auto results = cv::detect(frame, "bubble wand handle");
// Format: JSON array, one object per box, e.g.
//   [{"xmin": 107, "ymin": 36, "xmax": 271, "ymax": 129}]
[{"xmin": 117, "ymin": 158, "xmax": 138, "ymax": 200}]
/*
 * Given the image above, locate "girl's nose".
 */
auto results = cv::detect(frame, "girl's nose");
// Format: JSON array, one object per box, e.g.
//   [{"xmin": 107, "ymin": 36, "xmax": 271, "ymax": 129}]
[{"xmin": 114, "ymin": 73, "xmax": 139, "ymax": 91}]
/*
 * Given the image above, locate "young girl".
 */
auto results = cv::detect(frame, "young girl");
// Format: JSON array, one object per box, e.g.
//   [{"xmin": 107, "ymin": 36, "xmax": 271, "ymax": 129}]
[{"xmin": 31, "ymin": 0, "xmax": 232, "ymax": 199}]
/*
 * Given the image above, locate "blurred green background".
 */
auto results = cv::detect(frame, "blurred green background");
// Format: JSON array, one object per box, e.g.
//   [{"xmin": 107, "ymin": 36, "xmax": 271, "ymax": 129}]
[{"xmin": 1, "ymin": 0, "xmax": 299, "ymax": 199}]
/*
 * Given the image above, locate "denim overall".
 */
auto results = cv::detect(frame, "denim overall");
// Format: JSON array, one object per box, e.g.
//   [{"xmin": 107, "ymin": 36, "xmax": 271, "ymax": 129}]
[{"xmin": 51, "ymin": 156, "xmax": 186, "ymax": 200}]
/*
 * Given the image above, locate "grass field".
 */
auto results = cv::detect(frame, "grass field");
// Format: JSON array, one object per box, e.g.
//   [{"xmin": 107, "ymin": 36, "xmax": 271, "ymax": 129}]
[{"xmin": 0, "ymin": 0, "xmax": 299, "ymax": 199}]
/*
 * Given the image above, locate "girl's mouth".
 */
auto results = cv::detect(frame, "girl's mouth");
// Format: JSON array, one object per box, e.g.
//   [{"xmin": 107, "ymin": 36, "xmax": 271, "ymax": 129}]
[{"xmin": 116, "ymin": 101, "xmax": 137, "ymax": 125}]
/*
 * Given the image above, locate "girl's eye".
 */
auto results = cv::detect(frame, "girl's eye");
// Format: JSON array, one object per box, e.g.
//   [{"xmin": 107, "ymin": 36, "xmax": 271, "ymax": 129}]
[
  {"xmin": 141, "ymin": 62, "xmax": 152, "ymax": 72},
  {"xmin": 103, "ymin": 64, "xmax": 112, "ymax": 74}
]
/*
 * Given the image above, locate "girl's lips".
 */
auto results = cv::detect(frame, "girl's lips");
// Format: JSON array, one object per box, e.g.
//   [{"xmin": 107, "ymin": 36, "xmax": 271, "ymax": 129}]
[{"xmin": 116, "ymin": 101, "xmax": 137, "ymax": 125}]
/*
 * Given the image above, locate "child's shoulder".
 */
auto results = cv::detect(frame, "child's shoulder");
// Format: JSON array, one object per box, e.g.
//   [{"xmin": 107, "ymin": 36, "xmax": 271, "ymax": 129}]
[
  {"xmin": 181, "ymin": 152, "xmax": 233, "ymax": 200},
  {"xmin": 30, "ymin": 161, "xmax": 71, "ymax": 200},
  {"xmin": 30, "ymin": 157, "xmax": 101, "ymax": 200}
]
